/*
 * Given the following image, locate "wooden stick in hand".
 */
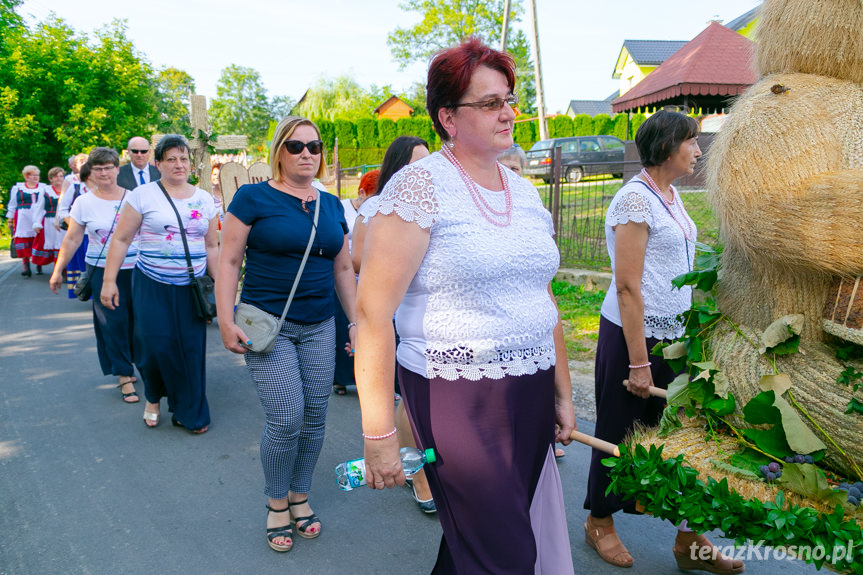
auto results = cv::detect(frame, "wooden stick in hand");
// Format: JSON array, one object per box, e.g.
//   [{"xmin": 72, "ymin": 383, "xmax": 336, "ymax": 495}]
[
  {"xmin": 622, "ymin": 379, "xmax": 667, "ymax": 399},
  {"xmin": 569, "ymin": 431, "xmax": 620, "ymax": 457}
]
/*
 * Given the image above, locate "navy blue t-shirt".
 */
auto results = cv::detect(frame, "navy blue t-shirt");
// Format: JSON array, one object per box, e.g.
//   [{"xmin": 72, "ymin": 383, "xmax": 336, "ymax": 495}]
[{"xmin": 228, "ymin": 181, "xmax": 348, "ymax": 323}]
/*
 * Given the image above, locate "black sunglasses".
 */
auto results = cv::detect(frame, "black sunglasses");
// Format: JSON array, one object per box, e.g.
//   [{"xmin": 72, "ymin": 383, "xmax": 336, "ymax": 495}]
[
  {"xmin": 129, "ymin": 148, "xmax": 150, "ymax": 154},
  {"xmin": 284, "ymin": 140, "xmax": 323, "ymax": 155}
]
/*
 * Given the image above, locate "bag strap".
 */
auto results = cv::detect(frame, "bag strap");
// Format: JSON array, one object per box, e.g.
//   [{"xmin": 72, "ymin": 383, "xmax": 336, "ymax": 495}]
[
  {"xmin": 275, "ymin": 188, "xmax": 320, "ymax": 326},
  {"xmin": 157, "ymin": 181, "xmax": 197, "ymax": 282},
  {"xmin": 92, "ymin": 190, "xmax": 126, "ymax": 265}
]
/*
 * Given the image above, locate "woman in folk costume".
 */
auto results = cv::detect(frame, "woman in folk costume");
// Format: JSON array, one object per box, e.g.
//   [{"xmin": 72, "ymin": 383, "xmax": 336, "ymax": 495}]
[
  {"xmin": 31, "ymin": 167, "xmax": 67, "ymax": 269},
  {"xmin": 6, "ymin": 165, "xmax": 45, "ymax": 277}
]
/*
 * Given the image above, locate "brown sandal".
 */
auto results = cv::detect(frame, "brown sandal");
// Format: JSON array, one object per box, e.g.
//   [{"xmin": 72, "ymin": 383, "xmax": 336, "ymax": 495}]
[
  {"xmin": 584, "ymin": 515, "xmax": 634, "ymax": 568},
  {"xmin": 673, "ymin": 535, "xmax": 745, "ymax": 574}
]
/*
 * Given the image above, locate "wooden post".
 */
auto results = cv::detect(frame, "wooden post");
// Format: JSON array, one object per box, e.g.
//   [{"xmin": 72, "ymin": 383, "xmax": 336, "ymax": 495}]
[
  {"xmin": 184, "ymin": 94, "xmax": 249, "ymax": 192},
  {"xmin": 527, "ymin": 0, "xmax": 548, "ymax": 141},
  {"xmin": 501, "ymin": 0, "xmax": 512, "ymax": 51}
]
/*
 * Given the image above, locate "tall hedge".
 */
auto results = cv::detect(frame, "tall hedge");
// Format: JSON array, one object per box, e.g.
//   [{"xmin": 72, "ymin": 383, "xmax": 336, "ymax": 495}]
[
  {"xmin": 572, "ymin": 114, "xmax": 594, "ymax": 136},
  {"xmin": 611, "ymin": 113, "xmax": 629, "ymax": 140},
  {"xmin": 356, "ymin": 117, "xmax": 377, "ymax": 148},
  {"xmin": 630, "ymin": 113, "xmax": 647, "ymax": 138},
  {"xmin": 334, "ymin": 119, "xmax": 357, "ymax": 148},
  {"xmin": 513, "ymin": 116, "xmax": 536, "ymax": 145},
  {"xmin": 592, "ymin": 114, "xmax": 613, "ymax": 137},
  {"xmin": 316, "ymin": 119, "xmax": 335, "ymax": 151},
  {"xmin": 377, "ymin": 119, "xmax": 397, "ymax": 148},
  {"xmin": 548, "ymin": 115, "xmax": 574, "ymax": 138}
]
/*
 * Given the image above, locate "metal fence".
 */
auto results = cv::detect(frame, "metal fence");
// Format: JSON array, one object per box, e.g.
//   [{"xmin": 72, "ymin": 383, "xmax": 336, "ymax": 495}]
[{"xmin": 542, "ymin": 153, "xmax": 719, "ymax": 271}]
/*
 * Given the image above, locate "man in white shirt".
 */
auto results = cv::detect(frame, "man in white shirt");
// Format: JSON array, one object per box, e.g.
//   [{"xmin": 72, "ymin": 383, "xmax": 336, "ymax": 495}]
[{"xmin": 117, "ymin": 136, "xmax": 161, "ymax": 190}]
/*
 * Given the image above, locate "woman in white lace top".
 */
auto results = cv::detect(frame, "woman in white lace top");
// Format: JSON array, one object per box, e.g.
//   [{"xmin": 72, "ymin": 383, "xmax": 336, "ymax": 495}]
[
  {"xmin": 584, "ymin": 110, "xmax": 744, "ymax": 574},
  {"xmin": 355, "ymin": 39, "xmax": 576, "ymax": 574}
]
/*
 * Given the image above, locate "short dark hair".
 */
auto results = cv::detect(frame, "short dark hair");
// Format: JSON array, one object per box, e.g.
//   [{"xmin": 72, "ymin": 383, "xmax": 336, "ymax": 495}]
[
  {"xmin": 635, "ymin": 110, "xmax": 700, "ymax": 167},
  {"xmin": 78, "ymin": 162, "xmax": 92, "ymax": 183},
  {"xmin": 154, "ymin": 134, "xmax": 190, "ymax": 162},
  {"xmin": 427, "ymin": 37, "xmax": 516, "ymax": 142},
  {"xmin": 376, "ymin": 136, "xmax": 429, "ymax": 194},
  {"xmin": 88, "ymin": 147, "xmax": 119, "ymax": 167}
]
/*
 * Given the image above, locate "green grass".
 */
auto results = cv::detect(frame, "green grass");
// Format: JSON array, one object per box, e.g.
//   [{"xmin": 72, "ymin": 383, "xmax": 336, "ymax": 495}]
[
  {"xmin": 552, "ymin": 279, "xmax": 605, "ymax": 361},
  {"xmin": 531, "ymin": 178, "xmax": 719, "ymax": 270}
]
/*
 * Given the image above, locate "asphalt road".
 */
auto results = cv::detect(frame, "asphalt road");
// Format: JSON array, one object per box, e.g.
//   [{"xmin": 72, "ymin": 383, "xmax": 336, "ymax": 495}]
[{"xmin": 0, "ymin": 254, "xmax": 820, "ymax": 574}]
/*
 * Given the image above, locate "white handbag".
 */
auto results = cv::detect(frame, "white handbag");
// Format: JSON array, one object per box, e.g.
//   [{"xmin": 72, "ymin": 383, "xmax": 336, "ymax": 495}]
[{"xmin": 234, "ymin": 193, "xmax": 320, "ymax": 353}]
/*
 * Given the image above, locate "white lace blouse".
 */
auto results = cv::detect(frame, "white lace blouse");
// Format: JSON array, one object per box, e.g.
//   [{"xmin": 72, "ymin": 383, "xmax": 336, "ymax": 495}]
[
  {"xmin": 600, "ymin": 177, "xmax": 696, "ymax": 340},
  {"xmin": 367, "ymin": 152, "xmax": 560, "ymax": 381}
]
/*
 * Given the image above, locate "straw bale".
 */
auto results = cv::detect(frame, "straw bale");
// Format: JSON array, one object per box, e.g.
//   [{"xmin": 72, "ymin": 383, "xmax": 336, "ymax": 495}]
[
  {"xmin": 634, "ymin": 417, "xmax": 863, "ymax": 520},
  {"xmin": 707, "ymin": 321, "xmax": 863, "ymax": 478},
  {"xmin": 756, "ymin": 0, "xmax": 863, "ymax": 84}
]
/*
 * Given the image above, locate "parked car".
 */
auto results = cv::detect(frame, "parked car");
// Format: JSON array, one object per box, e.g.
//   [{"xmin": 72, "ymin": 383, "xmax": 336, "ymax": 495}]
[{"xmin": 524, "ymin": 135, "xmax": 625, "ymax": 183}]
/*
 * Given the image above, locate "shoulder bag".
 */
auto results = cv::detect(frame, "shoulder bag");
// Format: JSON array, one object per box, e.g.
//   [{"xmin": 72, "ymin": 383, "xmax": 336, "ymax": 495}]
[
  {"xmin": 234, "ymin": 191, "xmax": 320, "ymax": 353},
  {"xmin": 157, "ymin": 182, "xmax": 216, "ymax": 321},
  {"xmin": 74, "ymin": 190, "xmax": 126, "ymax": 302}
]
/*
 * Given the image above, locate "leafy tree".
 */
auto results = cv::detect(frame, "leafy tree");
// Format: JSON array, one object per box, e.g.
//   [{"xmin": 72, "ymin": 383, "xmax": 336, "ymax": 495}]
[
  {"xmin": 0, "ymin": 16, "xmax": 156, "ymax": 194},
  {"xmin": 295, "ymin": 75, "xmax": 375, "ymax": 121},
  {"xmin": 387, "ymin": 0, "xmax": 536, "ymax": 113},
  {"xmin": 154, "ymin": 67, "xmax": 195, "ymax": 135},
  {"xmin": 269, "ymin": 95, "xmax": 297, "ymax": 121},
  {"xmin": 209, "ymin": 64, "xmax": 272, "ymax": 150}
]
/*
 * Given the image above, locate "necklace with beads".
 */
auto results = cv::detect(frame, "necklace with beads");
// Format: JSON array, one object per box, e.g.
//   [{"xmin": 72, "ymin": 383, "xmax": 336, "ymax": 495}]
[
  {"xmin": 639, "ymin": 168, "xmax": 694, "ymax": 241},
  {"xmin": 441, "ymin": 145, "xmax": 512, "ymax": 227}
]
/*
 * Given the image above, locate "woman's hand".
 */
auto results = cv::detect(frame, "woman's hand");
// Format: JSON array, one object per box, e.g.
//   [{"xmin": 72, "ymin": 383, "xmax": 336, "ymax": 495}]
[
  {"xmin": 48, "ymin": 270, "xmax": 64, "ymax": 294},
  {"xmin": 625, "ymin": 366, "xmax": 653, "ymax": 399},
  {"xmin": 345, "ymin": 324, "xmax": 357, "ymax": 357},
  {"xmin": 363, "ymin": 435, "xmax": 405, "ymax": 490},
  {"xmin": 100, "ymin": 280, "xmax": 119, "ymax": 310},
  {"xmin": 220, "ymin": 321, "xmax": 250, "ymax": 355},
  {"xmin": 554, "ymin": 395, "xmax": 577, "ymax": 445}
]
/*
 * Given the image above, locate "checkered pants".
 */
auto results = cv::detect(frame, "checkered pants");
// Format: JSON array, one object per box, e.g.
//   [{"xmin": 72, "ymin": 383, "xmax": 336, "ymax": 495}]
[{"xmin": 245, "ymin": 317, "xmax": 335, "ymax": 499}]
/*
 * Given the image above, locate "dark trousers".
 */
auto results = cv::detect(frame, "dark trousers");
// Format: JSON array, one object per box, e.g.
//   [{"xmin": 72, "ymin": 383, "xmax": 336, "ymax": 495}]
[
  {"xmin": 584, "ymin": 315, "xmax": 676, "ymax": 518},
  {"xmin": 90, "ymin": 266, "xmax": 135, "ymax": 377},
  {"xmin": 132, "ymin": 269, "xmax": 210, "ymax": 431},
  {"xmin": 332, "ymin": 293, "xmax": 354, "ymax": 388}
]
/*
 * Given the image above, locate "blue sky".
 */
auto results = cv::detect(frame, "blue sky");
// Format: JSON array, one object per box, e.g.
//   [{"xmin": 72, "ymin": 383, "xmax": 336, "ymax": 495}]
[{"xmin": 19, "ymin": 0, "xmax": 762, "ymax": 114}]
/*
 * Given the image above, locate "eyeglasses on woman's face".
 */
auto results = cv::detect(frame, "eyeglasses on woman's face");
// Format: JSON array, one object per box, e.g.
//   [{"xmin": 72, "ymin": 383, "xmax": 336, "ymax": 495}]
[
  {"xmin": 283, "ymin": 140, "xmax": 323, "ymax": 155},
  {"xmin": 451, "ymin": 93, "xmax": 518, "ymax": 112},
  {"xmin": 90, "ymin": 165, "xmax": 117, "ymax": 173}
]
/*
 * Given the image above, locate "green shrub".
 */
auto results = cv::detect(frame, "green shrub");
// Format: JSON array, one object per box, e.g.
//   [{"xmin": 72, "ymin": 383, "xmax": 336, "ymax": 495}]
[
  {"xmin": 592, "ymin": 114, "xmax": 613, "ymax": 136},
  {"xmin": 316, "ymin": 119, "xmax": 335, "ymax": 151},
  {"xmin": 334, "ymin": 119, "xmax": 357, "ymax": 148},
  {"xmin": 612, "ymin": 113, "xmax": 629, "ymax": 140},
  {"xmin": 514, "ymin": 116, "xmax": 536, "ymax": 146},
  {"xmin": 377, "ymin": 118, "xmax": 397, "ymax": 148},
  {"xmin": 630, "ymin": 113, "xmax": 647, "ymax": 137},
  {"xmin": 356, "ymin": 118, "xmax": 377, "ymax": 148},
  {"xmin": 572, "ymin": 114, "xmax": 593, "ymax": 136},
  {"xmin": 548, "ymin": 115, "xmax": 574, "ymax": 138}
]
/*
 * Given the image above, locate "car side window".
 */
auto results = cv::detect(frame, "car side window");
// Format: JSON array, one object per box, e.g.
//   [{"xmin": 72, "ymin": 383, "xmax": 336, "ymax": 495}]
[
  {"xmin": 562, "ymin": 141, "xmax": 579, "ymax": 153},
  {"xmin": 600, "ymin": 137, "xmax": 624, "ymax": 151},
  {"xmin": 580, "ymin": 138, "xmax": 600, "ymax": 152}
]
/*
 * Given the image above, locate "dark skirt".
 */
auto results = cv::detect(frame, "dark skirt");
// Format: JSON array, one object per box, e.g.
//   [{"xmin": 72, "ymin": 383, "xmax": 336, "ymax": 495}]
[
  {"xmin": 332, "ymin": 292, "xmax": 355, "ymax": 388},
  {"xmin": 583, "ymin": 315, "xmax": 676, "ymax": 517},
  {"xmin": 66, "ymin": 236, "xmax": 89, "ymax": 299},
  {"xmin": 89, "ymin": 266, "xmax": 134, "ymax": 377},
  {"xmin": 399, "ymin": 365, "xmax": 573, "ymax": 575},
  {"xmin": 132, "ymin": 268, "xmax": 209, "ymax": 431}
]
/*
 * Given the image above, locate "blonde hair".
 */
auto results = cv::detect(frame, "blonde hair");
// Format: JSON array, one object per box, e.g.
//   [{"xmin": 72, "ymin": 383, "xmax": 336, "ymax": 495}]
[
  {"xmin": 269, "ymin": 116, "xmax": 328, "ymax": 182},
  {"xmin": 47, "ymin": 167, "xmax": 65, "ymax": 179},
  {"xmin": 22, "ymin": 165, "xmax": 39, "ymax": 177}
]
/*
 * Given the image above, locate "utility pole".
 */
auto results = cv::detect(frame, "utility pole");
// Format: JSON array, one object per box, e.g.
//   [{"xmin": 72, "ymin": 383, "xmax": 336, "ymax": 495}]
[
  {"xmin": 527, "ymin": 0, "xmax": 548, "ymax": 140},
  {"xmin": 500, "ymin": 0, "xmax": 512, "ymax": 51}
]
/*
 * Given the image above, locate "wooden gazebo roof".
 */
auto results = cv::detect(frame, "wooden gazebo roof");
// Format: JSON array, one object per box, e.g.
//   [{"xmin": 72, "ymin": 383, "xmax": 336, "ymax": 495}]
[{"xmin": 612, "ymin": 22, "xmax": 757, "ymax": 114}]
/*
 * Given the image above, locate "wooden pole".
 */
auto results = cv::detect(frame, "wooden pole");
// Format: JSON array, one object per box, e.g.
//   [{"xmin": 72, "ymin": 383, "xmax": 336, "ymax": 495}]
[
  {"xmin": 621, "ymin": 380, "xmax": 668, "ymax": 399},
  {"xmin": 527, "ymin": 0, "xmax": 548, "ymax": 141},
  {"xmin": 570, "ymin": 431, "xmax": 620, "ymax": 456}
]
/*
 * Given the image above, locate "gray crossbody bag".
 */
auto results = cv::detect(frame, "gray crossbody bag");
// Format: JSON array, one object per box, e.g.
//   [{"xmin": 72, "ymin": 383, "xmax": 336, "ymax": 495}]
[{"xmin": 234, "ymin": 192, "xmax": 320, "ymax": 353}]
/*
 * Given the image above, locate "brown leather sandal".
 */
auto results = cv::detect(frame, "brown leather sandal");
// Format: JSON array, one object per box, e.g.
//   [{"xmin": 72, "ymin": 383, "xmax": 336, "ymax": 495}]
[
  {"xmin": 584, "ymin": 515, "xmax": 634, "ymax": 568},
  {"xmin": 673, "ymin": 535, "xmax": 745, "ymax": 574}
]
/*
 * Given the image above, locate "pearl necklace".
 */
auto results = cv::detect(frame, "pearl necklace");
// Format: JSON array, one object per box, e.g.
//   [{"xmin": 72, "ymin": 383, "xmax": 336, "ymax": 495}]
[
  {"xmin": 639, "ymin": 168, "xmax": 694, "ymax": 241},
  {"xmin": 441, "ymin": 145, "xmax": 512, "ymax": 227}
]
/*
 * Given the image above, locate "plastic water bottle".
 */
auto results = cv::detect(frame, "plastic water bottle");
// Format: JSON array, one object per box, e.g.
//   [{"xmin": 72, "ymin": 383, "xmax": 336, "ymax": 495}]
[{"xmin": 335, "ymin": 447, "xmax": 436, "ymax": 491}]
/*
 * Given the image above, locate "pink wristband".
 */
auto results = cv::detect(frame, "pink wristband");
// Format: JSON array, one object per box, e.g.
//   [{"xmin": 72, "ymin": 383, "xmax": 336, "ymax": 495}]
[
  {"xmin": 628, "ymin": 361, "xmax": 651, "ymax": 369},
  {"xmin": 362, "ymin": 427, "xmax": 398, "ymax": 440}
]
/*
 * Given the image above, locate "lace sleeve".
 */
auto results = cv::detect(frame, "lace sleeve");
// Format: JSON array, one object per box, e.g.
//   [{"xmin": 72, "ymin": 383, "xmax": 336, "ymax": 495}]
[
  {"xmin": 374, "ymin": 164, "xmax": 439, "ymax": 229},
  {"xmin": 606, "ymin": 189, "xmax": 653, "ymax": 228}
]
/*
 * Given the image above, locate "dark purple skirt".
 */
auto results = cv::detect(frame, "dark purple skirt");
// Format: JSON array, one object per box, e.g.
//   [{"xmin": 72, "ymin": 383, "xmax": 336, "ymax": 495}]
[
  {"xmin": 399, "ymin": 365, "xmax": 574, "ymax": 575},
  {"xmin": 583, "ymin": 315, "xmax": 677, "ymax": 517}
]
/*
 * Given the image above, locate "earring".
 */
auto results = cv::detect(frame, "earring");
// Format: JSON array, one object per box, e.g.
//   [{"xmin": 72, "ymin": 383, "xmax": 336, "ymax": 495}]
[{"xmin": 447, "ymin": 137, "xmax": 455, "ymax": 149}]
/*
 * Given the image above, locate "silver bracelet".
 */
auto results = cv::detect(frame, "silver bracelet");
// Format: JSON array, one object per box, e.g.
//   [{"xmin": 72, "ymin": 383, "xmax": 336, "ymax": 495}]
[{"xmin": 347, "ymin": 322, "xmax": 357, "ymax": 330}]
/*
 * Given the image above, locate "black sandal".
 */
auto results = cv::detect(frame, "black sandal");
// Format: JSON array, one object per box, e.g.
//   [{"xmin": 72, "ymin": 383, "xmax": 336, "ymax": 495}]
[
  {"xmin": 117, "ymin": 378, "xmax": 139, "ymax": 403},
  {"xmin": 265, "ymin": 504, "xmax": 293, "ymax": 552},
  {"xmin": 333, "ymin": 384, "xmax": 347, "ymax": 396},
  {"xmin": 289, "ymin": 498, "xmax": 321, "ymax": 539}
]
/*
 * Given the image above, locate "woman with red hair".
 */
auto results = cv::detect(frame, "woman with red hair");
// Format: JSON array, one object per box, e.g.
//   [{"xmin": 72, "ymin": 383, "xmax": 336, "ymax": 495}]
[{"xmin": 355, "ymin": 38, "xmax": 575, "ymax": 574}]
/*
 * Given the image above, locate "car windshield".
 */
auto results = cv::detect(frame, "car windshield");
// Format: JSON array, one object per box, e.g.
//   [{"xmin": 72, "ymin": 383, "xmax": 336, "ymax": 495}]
[{"xmin": 529, "ymin": 140, "xmax": 553, "ymax": 151}]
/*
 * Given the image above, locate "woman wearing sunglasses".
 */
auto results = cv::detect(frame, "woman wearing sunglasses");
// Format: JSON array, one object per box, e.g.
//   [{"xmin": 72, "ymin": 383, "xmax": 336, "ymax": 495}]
[
  {"xmin": 355, "ymin": 39, "xmax": 575, "ymax": 574},
  {"xmin": 216, "ymin": 116, "xmax": 357, "ymax": 553}
]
